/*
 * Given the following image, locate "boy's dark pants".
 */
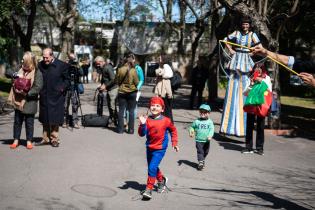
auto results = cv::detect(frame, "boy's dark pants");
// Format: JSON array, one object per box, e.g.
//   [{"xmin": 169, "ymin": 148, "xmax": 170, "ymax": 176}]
[
  {"xmin": 196, "ymin": 141, "xmax": 210, "ymax": 162},
  {"xmin": 245, "ymin": 113, "xmax": 265, "ymax": 151}
]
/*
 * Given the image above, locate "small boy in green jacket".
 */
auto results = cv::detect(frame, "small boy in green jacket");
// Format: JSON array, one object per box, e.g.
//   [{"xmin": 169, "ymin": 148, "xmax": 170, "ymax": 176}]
[{"xmin": 189, "ymin": 104, "xmax": 214, "ymax": 170}]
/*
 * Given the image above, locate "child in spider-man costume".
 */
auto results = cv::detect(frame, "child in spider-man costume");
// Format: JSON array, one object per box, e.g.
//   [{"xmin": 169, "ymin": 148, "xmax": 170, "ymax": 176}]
[{"xmin": 138, "ymin": 96, "xmax": 179, "ymax": 200}]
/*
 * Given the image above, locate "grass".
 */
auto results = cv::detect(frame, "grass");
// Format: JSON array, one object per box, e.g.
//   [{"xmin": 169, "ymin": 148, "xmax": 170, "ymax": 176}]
[
  {"xmin": 281, "ymin": 96, "xmax": 315, "ymax": 109},
  {"xmin": 0, "ymin": 91, "xmax": 9, "ymax": 97}
]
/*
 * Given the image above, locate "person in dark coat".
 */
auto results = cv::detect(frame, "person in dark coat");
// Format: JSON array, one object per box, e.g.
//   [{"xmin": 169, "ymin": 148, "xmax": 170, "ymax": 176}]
[
  {"xmin": 190, "ymin": 59, "xmax": 208, "ymax": 109},
  {"xmin": 37, "ymin": 48, "xmax": 70, "ymax": 147}
]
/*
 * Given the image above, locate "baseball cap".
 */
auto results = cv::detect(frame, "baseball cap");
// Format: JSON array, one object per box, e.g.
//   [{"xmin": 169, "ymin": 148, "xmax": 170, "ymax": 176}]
[
  {"xmin": 150, "ymin": 96, "xmax": 165, "ymax": 109},
  {"xmin": 199, "ymin": 104, "xmax": 211, "ymax": 112}
]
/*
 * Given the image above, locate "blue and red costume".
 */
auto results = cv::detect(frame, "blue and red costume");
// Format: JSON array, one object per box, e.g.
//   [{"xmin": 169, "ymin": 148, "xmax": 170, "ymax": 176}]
[{"xmin": 138, "ymin": 110, "xmax": 178, "ymax": 190}]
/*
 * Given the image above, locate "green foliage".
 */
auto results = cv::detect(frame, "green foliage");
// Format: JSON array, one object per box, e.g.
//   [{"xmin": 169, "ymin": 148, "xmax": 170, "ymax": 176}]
[
  {"xmin": 218, "ymin": 77, "xmax": 228, "ymax": 89},
  {"xmin": 0, "ymin": 77, "xmax": 12, "ymax": 93},
  {"xmin": 0, "ymin": 0, "xmax": 25, "ymax": 61},
  {"xmin": 0, "ymin": 0, "xmax": 23, "ymax": 21}
]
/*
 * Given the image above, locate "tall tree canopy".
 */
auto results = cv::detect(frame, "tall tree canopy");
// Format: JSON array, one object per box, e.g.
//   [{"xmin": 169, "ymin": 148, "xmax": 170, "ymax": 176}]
[{"xmin": 42, "ymin": 0, "xmax": 79, "ymax": 59}]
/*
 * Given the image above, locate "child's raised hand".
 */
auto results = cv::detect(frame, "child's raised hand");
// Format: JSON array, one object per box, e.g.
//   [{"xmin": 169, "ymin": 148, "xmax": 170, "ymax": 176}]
[
  {"xmin": 139, "ymin": 114, "xmax": 148, "ymax": 125},
  {"xmin": 207, "ymin": 137, "xmax": 212, "ymax": 141},
  {"xmin": 189, "ymin": 130, "xmax": 194, "ymax": 138},
  {"xmin": 173, "ymin": 146, "xmax": 179, "ymax": 152}
]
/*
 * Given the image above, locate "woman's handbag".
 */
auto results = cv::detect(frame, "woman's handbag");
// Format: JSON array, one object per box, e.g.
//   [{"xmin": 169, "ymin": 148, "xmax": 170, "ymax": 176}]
[
  {"xmin": 13, "ymin": 77, "xmax": 31, "ymax": 93},
  {"xmin": 77, "ymin": 83, "xmax": 84, "ymax": 94}
]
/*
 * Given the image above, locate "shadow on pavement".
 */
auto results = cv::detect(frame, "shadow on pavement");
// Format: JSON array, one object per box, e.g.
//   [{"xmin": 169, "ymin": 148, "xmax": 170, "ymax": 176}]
[
  {"xmin": 0, "ymin": 137, "xmax": 43, "ymax": 146},
  {"xmin": 190, "ymin": 188, "xmax": 311, "ymax": 210},
  {"xmin": 0, "ymin": 139, "xmax": 12, "ymax": 145},
  {"xmin": 31, "ymin": 197, "xmax": 106, "ymax": 210},
  {"xmin": 177, "ymin": 160, "xmax": 198, "ymax": 169},
  {"xmin": 213, "ymin": 133, "xmax": 245, "ymax": 152},
  {"xmin": 118, "ymin": 181, "xmax": 146, "ymax": 191},
  {"xmin": 213, "ymin": 133, "xmax": 244, "ymax": 144}
]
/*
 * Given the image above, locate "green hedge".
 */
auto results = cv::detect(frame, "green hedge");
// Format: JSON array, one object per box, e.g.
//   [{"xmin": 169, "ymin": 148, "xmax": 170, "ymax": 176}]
[{"xmin": 0, "ymin": 77, "xmax": 12, "ymax": 93}]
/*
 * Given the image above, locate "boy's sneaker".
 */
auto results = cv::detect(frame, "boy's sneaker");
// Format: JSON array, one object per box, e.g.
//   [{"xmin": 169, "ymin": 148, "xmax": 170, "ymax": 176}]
[
  {"xmin": 142, "ymin": 189, "xmax": 152, "ymax": 199},
  {"xmin": 157, "ymin": 176, "xmax": 168, "ymax": 193},
  {"xmin": 255, "ymin": 149, "xmax": 264, "ymax": 155},
  {"xmin": 241, "ymin": 148, "xmax": 254, "ymax": 154},
  {"xmin": 197, "ymin": 161, "xmax": 204, "ymax": 170}
]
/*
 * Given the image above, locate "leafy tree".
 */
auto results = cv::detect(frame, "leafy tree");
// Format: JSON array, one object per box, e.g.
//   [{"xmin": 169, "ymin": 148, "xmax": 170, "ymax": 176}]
[
  {"xmin": 42, "ymin": 0, "xmax": 79, "ymax": 59},
  {"xmin": 0, "ymin": 0, "xmax": 36, "ymax": 64}
]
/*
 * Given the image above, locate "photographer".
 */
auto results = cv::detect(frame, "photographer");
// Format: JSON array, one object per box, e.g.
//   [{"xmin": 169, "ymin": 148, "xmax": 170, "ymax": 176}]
[
  {"xmin": 94, "ymin": 56, "xmax": 118, "ymax": 127},
  {"xmin": 63, "ymin": 53, "xmax": 83, "ymax": 129}
]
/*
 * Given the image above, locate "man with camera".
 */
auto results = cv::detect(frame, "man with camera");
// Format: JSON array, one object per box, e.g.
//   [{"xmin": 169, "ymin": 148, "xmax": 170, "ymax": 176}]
[
  {"xmin": 63, "ymin": 53, "xmax": 83, "ymax": 129},
  {"xmin": 94, "ymin": 56, "xmax": 118, "ymax": 127}
]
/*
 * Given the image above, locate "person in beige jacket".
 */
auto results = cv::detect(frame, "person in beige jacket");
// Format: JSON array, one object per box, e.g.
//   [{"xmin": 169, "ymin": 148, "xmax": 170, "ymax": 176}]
[{"xmin": 154, "ymin": 54, "xmax": 174, "ymax": 122}]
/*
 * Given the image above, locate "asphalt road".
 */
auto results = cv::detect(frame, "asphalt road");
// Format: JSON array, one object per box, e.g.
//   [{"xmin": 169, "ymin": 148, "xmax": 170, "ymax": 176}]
[{"xmin": 0, "ymin": 83, "xmax": 314, "ymax": 210}]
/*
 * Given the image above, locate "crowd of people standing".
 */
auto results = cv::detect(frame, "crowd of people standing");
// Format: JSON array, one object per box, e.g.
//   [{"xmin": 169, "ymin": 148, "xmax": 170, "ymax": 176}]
[{"xmin": 3, "ymin": 16, "xmax": 314, "ymax": 202}]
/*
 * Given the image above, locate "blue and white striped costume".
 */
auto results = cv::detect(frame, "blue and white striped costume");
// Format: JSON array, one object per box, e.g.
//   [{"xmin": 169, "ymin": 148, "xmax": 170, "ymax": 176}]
[{"xmin": 220, "ymin": 31, "xmax": 260, "ymax": 137}]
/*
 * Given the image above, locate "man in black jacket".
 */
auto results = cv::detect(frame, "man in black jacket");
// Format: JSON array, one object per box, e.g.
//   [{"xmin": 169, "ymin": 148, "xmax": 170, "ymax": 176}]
[
  {"xmin": 37, "ymin": 48, "xmax": 70, "ymax": 147},
  {"xmin": 95, "ymin": 56, "xmax": 118, "ymax": 126}
]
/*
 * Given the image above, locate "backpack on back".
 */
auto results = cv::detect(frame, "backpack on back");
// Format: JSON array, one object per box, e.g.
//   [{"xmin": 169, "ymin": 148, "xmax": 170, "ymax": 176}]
[{"xmin": 170, "ymin": 71, "xmax": 182, "ymax": 91}]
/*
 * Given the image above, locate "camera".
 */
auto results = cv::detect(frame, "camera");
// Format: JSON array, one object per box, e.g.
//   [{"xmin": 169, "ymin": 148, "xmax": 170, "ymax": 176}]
[
  {"xmin": 68, "ymin": 59, "xmax": 78, "ymax": 66},
  {"xmin": 68, "ymin": 64, "xmax": 80, "ymax": 89}
]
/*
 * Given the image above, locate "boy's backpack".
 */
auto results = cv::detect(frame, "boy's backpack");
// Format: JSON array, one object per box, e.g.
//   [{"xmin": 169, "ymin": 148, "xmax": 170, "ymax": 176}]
[{"xmin": 170, "ymin": 70, "xmax": 182, "ymax": 91}]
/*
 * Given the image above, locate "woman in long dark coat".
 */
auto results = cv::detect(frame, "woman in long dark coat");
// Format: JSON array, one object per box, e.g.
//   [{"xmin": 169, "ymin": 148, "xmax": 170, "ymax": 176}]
[{"xmin": 37, "ymin": 48, "xmax": 70, "ymax": 147}]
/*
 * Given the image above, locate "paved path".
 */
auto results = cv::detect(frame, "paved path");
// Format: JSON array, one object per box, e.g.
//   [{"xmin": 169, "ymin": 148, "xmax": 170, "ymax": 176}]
[{"xmin": 0, "ymin": 83, "xmax": 314, "ymax": 210}]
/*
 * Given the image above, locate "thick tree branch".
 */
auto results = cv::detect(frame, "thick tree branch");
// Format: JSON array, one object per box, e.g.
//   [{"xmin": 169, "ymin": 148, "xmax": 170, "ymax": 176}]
[
  {"xmin": 158, "ymin": 0, "xmax": 180, "ymax": 35},
  {"xmin": 219, "ymin": 0, "xmax": 272, "ymax": 42},
  {"xmin": 12, "ymin": 16, "xmax": 26, "ymax": 41},
  {"xmin": 26, "ymin": 0, "xmax": 36, "ymax": 39},
  {"xmin": 43, "ymin": 1, "xmax": 63, "ymax": 26},
  {"xmin": 290, "ymin": 0, "xmax": 299, "ymax": 14},
  {"xmin": 183, "ymin": 0, "xmax": 199, "ymax": 20}
]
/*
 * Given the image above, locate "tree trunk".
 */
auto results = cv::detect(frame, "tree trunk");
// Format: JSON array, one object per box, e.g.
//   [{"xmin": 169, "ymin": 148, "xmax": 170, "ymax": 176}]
[
  {"xmin": 11, "ymin": 0, "xmax": 37, "ymax": 52},
  {"xmin": 207, "ymin": 47, "xmax": 219, "ymax": 103},
  {"xmin": 60, "ymin": 29, "xmax": 73, "ymax": 59},
  {"xmin": 177, "ymin": 0, "xmax": 186, "ymax": 55},
  {"xmin": 42, "ymin": 0, "xmax": 78, "ymax": 58}
]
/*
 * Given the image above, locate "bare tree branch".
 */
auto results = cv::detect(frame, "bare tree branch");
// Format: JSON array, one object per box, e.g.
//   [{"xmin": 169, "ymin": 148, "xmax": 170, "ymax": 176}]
[
  {"xmin": 290, "ymin": 0, "xmax": 299, "ymax": 14},
  {"xmin": 43, "ymin": 1, "xmax": 63, "ymax": 26},
  {"xmin": 263, "ymin": 0, "xmax": 268, "ymax": 18},
  {"xmin": 183, "ymin": 0, "xmax": 199, "ymax": 20},
  {"xmin": 26, "ymin": 0, "xmax": 36, "ymax": 39},
  {"xmin": 158, "ymin": 0, "xmax": 180, "ymax": 35},
  {"xmin": 158, "ymin": 0, "xmax": 166, "ymax": 19}
]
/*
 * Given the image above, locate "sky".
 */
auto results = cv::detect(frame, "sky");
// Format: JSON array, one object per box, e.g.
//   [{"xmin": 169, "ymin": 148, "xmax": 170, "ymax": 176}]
[{"xmin": 78, "ymin": 0, "xmax": 186, "ymax": 22}]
